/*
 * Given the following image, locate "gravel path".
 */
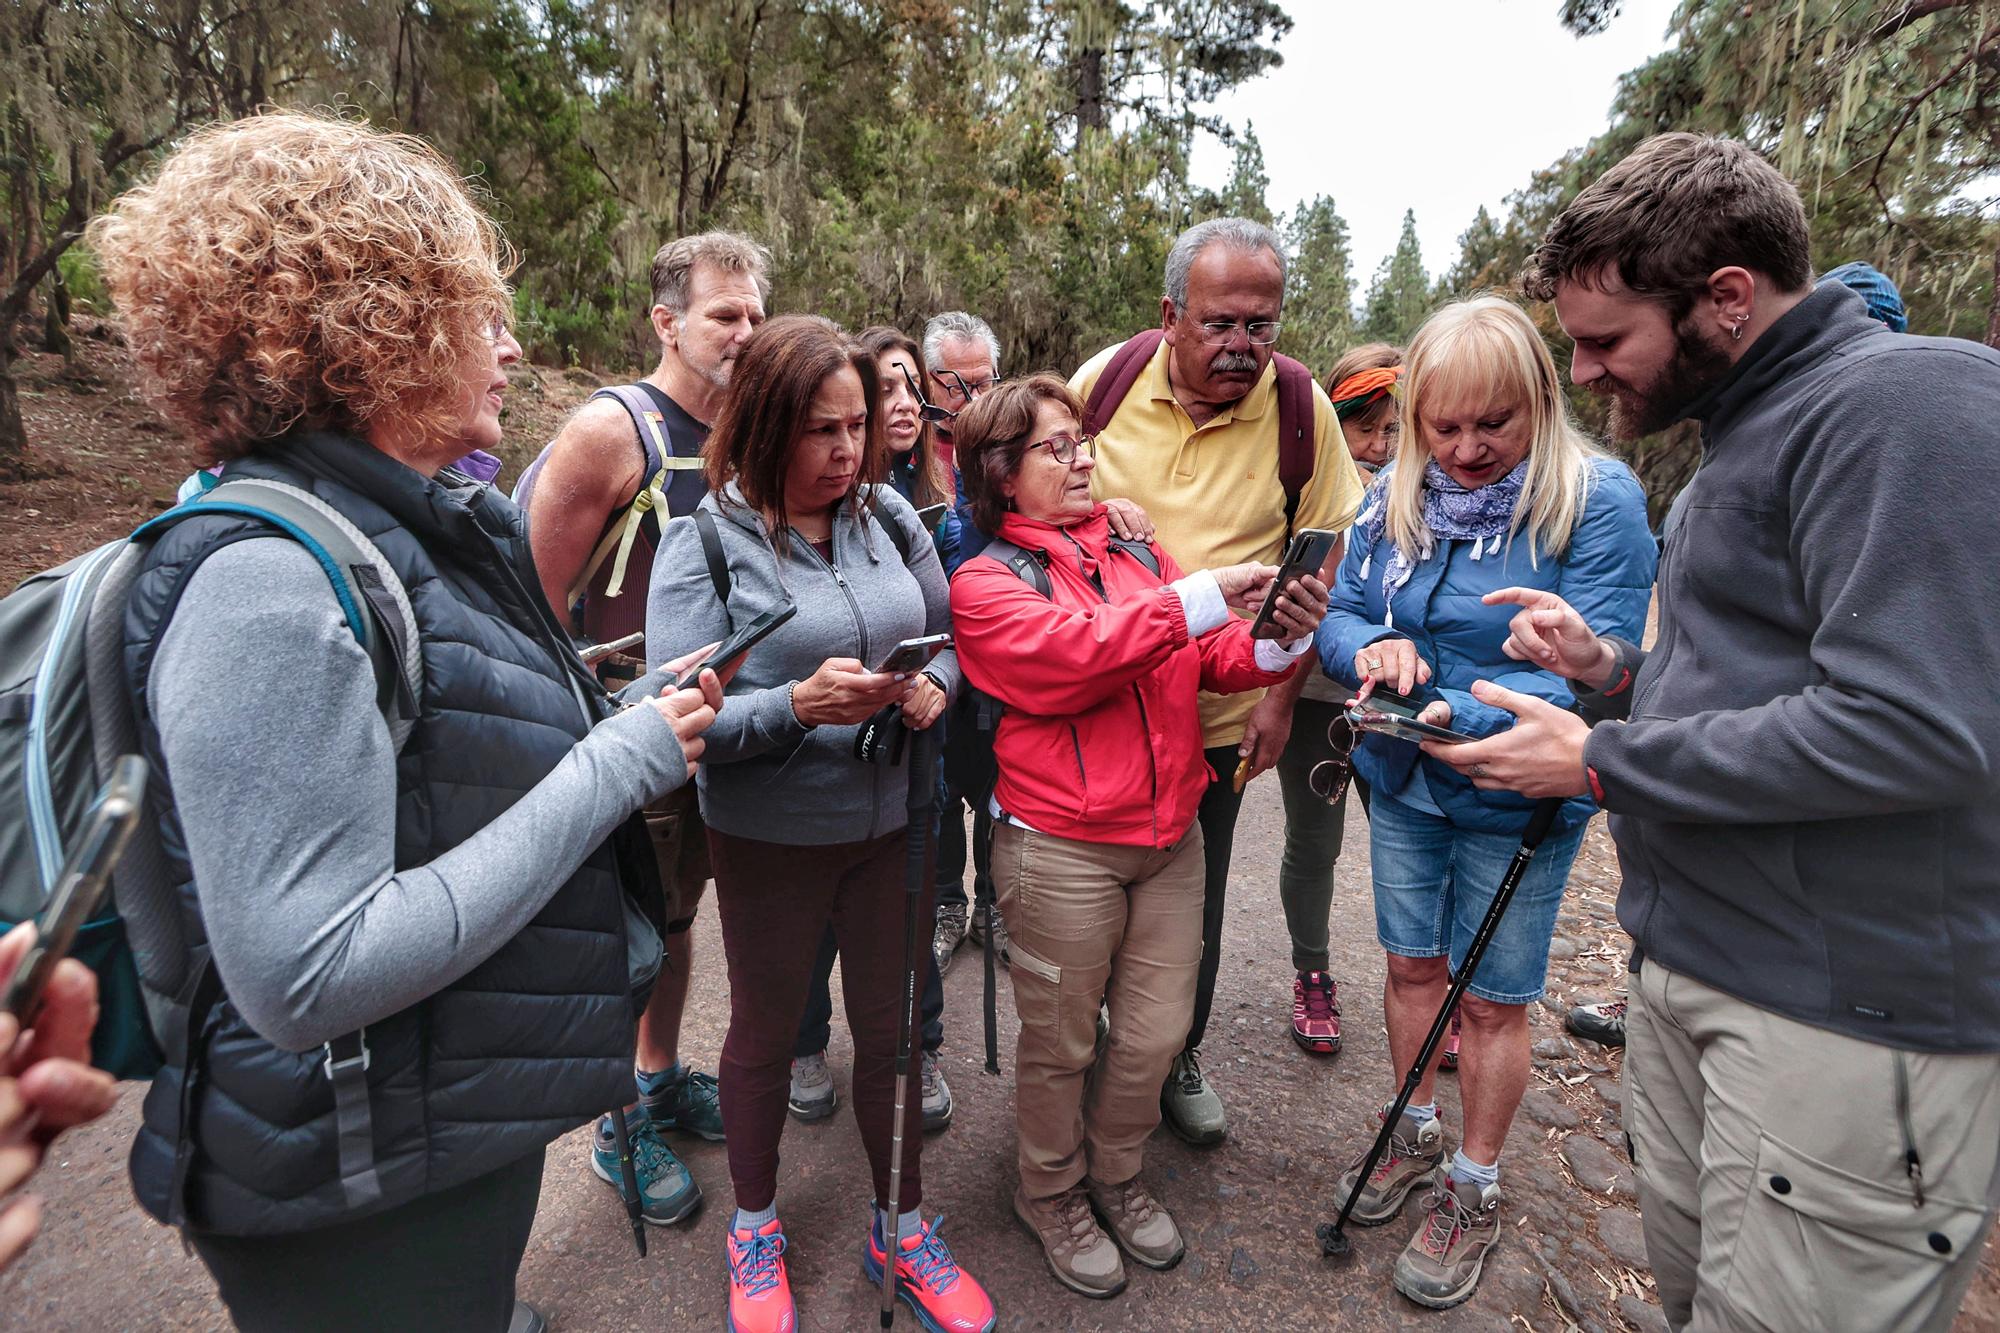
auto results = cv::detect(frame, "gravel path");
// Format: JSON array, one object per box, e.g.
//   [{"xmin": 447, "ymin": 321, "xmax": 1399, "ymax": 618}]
[{"xmin": 8, "ymin": 785, "xmax": 1998, "ymax": 1331}]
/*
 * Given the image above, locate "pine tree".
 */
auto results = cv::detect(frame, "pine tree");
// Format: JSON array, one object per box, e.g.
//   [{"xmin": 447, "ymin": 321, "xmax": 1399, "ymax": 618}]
[
  {"xmin": 1359, "ymin": 210, "xmax": 1431, "ymax": 344},
  {"xmin": 1281, "ymin": 195, "xmax": 1354, "ymax": 377},
  {"xmin": 1213, "ymin": 123, "xmax": 1274, "ymax": 225},
  {"xmin": 1440, "ymin": 206, "xmax": 1506, "ymax": 299}
]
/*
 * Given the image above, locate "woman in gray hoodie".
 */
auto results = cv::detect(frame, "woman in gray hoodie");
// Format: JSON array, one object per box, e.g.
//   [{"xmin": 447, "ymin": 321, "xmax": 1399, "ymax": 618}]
[{"xmin": 644, "ymin": 315, "xmax": 994, "ymax": 1333}]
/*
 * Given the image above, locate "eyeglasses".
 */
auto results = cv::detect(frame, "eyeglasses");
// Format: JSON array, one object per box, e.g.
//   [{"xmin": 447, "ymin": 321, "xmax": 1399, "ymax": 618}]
[
  {"xmin": 1197, "ymin": 320, "xmax": 1282, "ymax": 347},
  {"xmin": 1027, "ymin": 433, "xmax": 1094, "ymax": 466},
  {"xmin": 932, "ymin": 367, "xmax": 996, "ymax": 405},
  {"xmin": 484, "ymin": 314, "xmax": 512, "ymax": 343},
  {"xmin": 898, "ymin": 363, "xmax": 959, "ymax": 425},
  {"xmin": 1307, "ymin": 717, "xmax": 1358, "ymax": 806}
]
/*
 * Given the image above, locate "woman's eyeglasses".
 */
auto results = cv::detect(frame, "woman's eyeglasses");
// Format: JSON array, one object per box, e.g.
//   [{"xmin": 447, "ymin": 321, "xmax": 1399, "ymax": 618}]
[
  {"xmin": 1028, "ymin": 433, "xmax": 1094, "ymax": 466},
  {"xmin": 1307, "ymin": 717, "xmax": 1358, "ymax": 806}
]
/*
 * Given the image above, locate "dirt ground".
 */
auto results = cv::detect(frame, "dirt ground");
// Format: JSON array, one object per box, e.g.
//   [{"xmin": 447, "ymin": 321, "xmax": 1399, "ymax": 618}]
[{"xmin": 4, "ymin": 336, "xmax": 1998, "ymax": 1330}]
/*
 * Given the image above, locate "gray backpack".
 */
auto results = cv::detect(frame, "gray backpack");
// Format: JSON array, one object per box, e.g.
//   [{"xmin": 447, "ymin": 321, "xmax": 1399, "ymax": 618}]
[{"xmin": 0, "ymin": 478, "xmax": 421, "ymax": 1080}]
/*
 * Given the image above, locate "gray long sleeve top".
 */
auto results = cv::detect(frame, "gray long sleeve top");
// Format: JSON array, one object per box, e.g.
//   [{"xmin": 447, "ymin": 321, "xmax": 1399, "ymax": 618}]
[{"xmin": 149, "ymin": 537, "xmax": 689, "ymax": 1053}]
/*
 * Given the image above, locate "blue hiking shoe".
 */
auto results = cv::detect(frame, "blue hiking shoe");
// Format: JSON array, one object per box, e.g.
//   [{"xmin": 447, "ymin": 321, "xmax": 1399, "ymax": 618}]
[
  {"xmin": 639, "ymin": 1064, "xmax": 726, "ymax": 1142},
  {"xmin": 591, "ymin": 1113, "xmax": 702, "ymax": 1225}
]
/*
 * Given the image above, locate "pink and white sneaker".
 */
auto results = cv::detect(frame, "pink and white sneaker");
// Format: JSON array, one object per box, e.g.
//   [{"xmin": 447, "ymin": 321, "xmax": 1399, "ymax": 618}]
[{"xmin": 1292, "ymin": 970, "xmax": 1342, "ymax": 1055}]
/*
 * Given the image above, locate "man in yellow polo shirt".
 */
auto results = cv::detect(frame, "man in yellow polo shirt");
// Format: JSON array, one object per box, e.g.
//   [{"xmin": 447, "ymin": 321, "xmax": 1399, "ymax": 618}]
[{"xmin": 1070, "ymin": 217, "xmax": 1365, "ymax": 1144}]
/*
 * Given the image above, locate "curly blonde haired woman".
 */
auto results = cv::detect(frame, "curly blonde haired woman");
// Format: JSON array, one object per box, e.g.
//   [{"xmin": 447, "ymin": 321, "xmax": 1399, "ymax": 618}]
[{"xmin": 88, "ymin": 111, "xmax": 720, "ymax": 1332}]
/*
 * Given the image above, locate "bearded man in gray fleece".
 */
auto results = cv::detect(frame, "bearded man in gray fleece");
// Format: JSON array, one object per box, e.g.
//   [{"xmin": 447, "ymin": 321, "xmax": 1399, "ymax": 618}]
[{"xmin": 1423, "ymin": 132, "xmax": 2000, "ymax": 1333}]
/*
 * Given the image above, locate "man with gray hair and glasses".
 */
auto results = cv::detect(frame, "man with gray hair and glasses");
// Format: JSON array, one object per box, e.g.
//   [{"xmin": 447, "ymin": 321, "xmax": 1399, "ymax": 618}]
[{"xmin": 1066, "ymin": 217, "xmax": 1365, "ymax": 1146}]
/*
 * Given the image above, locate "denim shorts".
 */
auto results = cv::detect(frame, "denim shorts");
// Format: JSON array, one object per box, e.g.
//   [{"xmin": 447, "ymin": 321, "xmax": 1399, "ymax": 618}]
[{"xmin": 1367, "ymin": 791, "xmax": 1588, "ymax": 1005}]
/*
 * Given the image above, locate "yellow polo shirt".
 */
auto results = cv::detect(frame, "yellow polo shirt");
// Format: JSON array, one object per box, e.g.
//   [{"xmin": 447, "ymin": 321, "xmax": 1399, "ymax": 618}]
[{"xmin": 1071, "ymin": 338, "xmax": 1366, "ymax": 749}]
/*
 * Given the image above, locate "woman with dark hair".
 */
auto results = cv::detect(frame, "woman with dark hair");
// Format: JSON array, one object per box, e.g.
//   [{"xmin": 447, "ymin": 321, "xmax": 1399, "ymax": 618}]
[
  {"xmin": 859, "ymin": 324, "xmax": 954, "ymax": 509},
  {"xmin": 789, "ymin": 322, "xmax": 957, "ymax": 1135},
  {"xmin": 86, "ymin": 111, "xmax": 719, "ymax": 1331},
  {"xmin": 949, "ymin": 374, "xmax": 1328, "ymax": 1300},
  {"xmin": 644, "ymin": 315, "xmax": 994, "ymax": 1333}
]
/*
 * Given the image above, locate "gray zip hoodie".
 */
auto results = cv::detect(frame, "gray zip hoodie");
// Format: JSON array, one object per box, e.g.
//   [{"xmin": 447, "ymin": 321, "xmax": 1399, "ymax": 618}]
[
  {"xmin": 1579, "ymin": 283, "xmax": 2000, "ymax": 1053},
  {"xmin": 643, "ymin": 481, "xmax": 958, "ymax": 846}
]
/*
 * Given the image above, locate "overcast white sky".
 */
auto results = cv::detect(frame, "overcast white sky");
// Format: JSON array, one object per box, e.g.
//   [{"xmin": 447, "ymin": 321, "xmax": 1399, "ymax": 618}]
[{"xmin": 1189, "ymin": 0, "xmax": 1684, "ymax": 283}]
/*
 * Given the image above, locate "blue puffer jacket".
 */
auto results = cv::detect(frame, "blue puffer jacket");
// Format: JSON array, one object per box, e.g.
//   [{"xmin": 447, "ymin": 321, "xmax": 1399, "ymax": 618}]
[{"xmin": 1316, "ymin": 457, "xmax": 1655, "ymax": 834}]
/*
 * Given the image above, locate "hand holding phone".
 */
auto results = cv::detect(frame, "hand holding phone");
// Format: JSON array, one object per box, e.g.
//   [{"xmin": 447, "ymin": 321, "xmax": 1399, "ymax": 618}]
[
  {"xmin": 1344, "ymin": 686, "xmax": 1475, "ymax": 745},
  {"xmin": 791, "ymin": 658, "xmax": 914, "ymax": 728},
  {"xmin": 671, "ymin": 603, "xmax": 798, "ymax": 689},
  {"xmin": 1251, "ymin": 528, "xmax": 1340, "ymax": 639}
]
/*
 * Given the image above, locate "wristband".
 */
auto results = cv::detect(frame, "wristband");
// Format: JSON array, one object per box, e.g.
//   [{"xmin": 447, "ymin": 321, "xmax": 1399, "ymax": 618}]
[{"xmin": 1585, "ymin": 764, "xmax": 1605, "ymax": 803}]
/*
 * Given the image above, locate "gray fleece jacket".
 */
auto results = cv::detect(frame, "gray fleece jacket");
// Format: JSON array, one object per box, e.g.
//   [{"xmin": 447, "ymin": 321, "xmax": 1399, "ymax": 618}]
[
  {"xmin": 1579, "ymin": 283, "xmax": 2000, "ymax": 1053},
  {"xmin": 643, "ymin": 482, "xmax": 958, "ymax": 846}
]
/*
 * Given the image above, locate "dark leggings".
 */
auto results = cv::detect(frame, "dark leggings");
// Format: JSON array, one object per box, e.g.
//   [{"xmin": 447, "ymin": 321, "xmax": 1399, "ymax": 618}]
[
  {"xmin": 711, "ymin": 825, "xmax": 933, "ymax": 1213},
  {"xmin": 191, "ymin": 1148, "xmax": 544, "ymax": 1333},
  {"xmin": 795, "ymin": 920, "xmax": 945, "ymax": 1058}
]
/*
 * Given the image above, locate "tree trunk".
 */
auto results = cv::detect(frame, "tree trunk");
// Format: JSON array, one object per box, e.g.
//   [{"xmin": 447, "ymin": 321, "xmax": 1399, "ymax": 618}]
[
  {"xmin": 1987, "ymin": 236, "xmax": 2000, "ymax": 350},
  {"xmin": 44, "ymin": 271, "xmax": 73, "ymax": 365},
  {"xmin": 1076, "ymin": 47, "xmax": 1107, "ymax": 131},
  {"xmin": 0, "ymin": 344, "xmax": 26, "ymax": 479}
]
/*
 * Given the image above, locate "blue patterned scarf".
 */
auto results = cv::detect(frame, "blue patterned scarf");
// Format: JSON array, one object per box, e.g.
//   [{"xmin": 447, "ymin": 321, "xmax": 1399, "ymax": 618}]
[{"xmin": 1355, "ymin": 458, "xmax": 1531, "ymax": 615}]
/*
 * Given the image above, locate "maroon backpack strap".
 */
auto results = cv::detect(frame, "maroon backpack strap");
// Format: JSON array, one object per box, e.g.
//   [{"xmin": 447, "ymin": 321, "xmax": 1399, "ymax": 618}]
[
  {"xmin": 1271, "ymin": 351, "xmax": 1316, "ymax": 533},
  {"xmin": 1083, "ymin": 329, "xmax": 1165, "ymax": 438}
]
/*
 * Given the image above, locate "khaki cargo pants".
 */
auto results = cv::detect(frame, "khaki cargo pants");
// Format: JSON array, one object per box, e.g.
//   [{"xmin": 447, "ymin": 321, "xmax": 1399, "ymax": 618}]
[
  {"xmin": 992, "ymin": 821, "xmax": 1204, "ymax": 1200},
  {"xmin": 1624, "ymin": 959, "xmax": 2000, "ymax": 1332}
]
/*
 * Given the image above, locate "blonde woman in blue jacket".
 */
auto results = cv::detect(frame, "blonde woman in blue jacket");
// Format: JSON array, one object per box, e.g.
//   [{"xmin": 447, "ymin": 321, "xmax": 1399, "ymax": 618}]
[{"xmin": 1314, "ymin": 296, "xmax": 1654, "ymax": 1310}]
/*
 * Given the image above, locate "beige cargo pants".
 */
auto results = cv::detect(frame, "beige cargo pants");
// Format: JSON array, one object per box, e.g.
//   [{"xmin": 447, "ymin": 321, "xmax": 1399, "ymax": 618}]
[{"xmin": 1624, "ymin": 959, "xmax": 2000, "ymax": 1332}]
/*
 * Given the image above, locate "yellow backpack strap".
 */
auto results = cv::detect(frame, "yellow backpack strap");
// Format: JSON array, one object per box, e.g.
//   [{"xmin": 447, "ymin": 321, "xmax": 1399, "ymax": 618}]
[{"xmin": 568, "ymin": 392, "xmax": 703, "ymax": 605}]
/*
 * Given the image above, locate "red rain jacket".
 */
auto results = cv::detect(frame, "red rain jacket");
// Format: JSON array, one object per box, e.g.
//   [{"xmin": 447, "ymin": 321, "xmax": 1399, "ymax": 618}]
[{"xmin": 949, "ymin": 507, "xmax": 1291, "ymax": 849}]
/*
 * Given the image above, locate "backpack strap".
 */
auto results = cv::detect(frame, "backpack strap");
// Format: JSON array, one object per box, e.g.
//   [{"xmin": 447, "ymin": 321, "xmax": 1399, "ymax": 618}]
[
  {"xmin": 567, "ymin": 384, "xmax": 707, "ymax": 606},
  {"xmin": 1106, "ymin": 536, "xmax": 1163, "ymax": 580},
  {"xmin": 1082, "ymin": 330, "xmax": 1165, "ymax": 439},
  {"xmin": 691, "ymin": 507, "xmax": 732, "ymax": 631},
  {"xmin": 1271, "ymin": 352, "xmax": 1316, "ymax": 534},
  {"xmin": 974, "ymin": 537, "xmax": 1052, "ymax": 599},
  {"xmin": 863, "ymin": 486, "xmax": 914, "ymax": 565}
]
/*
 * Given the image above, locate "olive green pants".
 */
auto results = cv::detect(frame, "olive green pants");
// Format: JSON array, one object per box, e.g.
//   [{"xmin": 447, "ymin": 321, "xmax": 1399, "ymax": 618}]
[{"xmin": 1624, "ymin": 959, "xmax": 2000, "ymax": 1332}]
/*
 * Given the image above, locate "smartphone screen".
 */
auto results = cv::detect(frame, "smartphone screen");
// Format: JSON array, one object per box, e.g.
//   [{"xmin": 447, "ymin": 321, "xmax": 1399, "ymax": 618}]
[
  {"xmin": 5, "ymin": 756, "xmax": 149, "ymax": 1023},
  {"xmin": 1250, "ymin": 527, "xmax": 1340, "ymax": 639},
  {"xmin": 874, "ymin": 633, "xmax": 953, "ymax": 675},
  {"xmin": 915, "ymin": 503, "xmax": 950, "ymax": 534},
  {"xmin": 673, "ymin": 603, "xmax": 798, "ymax": 689}
]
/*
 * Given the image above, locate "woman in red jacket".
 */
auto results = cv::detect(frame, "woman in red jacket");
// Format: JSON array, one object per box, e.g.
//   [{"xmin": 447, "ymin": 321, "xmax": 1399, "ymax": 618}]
[{"xmin": 949, "ymin": 375, "xmax": 1329, "ymax": 1300}]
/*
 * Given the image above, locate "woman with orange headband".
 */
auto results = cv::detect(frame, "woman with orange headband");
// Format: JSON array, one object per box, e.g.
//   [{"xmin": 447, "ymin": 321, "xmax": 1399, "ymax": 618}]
[{"xmin": 1327, "ymin": 344, "xmax": 1405, "ymax": 477}]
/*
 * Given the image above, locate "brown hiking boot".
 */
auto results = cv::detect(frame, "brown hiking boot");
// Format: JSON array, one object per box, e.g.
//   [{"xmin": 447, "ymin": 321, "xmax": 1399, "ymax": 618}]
[
  {"xmin": 1393, "ymin": 1170, "xmax": 1503, "ymax": 1310},
  {"xmin": 1334, "ymin": 1104, "xmax": 1446, "ymax": 1226},
  {"xmin": 1013, "ymin": 1183, "xmax": 1126, "ymax": 1299},
  {"xmin": 1087, "ymin": 1175, "xmax": 1185, "ymax": 1271}
]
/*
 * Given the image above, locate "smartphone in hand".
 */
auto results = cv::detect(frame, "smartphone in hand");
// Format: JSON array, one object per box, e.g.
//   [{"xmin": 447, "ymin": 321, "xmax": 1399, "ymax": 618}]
[
  {"xmin": 672, "ymin": 604, "xmax": 798, "ymax": 689},
  {"xmin": 1344, "ymin": 686, "xmax": 1476, "ymax": 745},
  {"xmin": 5, "ymin": 756, "xmax": 149, "ymax": 1025},
  {"xmin": 873, "ymin": 633, "xmax": 953, "ymax": 676},
  {"xmin": 1250, "ymin": 527, "xmax": 1339, "ymax": 639}
]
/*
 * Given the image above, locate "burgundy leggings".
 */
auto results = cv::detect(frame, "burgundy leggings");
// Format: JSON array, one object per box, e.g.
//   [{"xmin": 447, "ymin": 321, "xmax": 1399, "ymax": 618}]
[{"xmin": 709, "ymin": 825, "xmax": 933, "ymax": 1213}]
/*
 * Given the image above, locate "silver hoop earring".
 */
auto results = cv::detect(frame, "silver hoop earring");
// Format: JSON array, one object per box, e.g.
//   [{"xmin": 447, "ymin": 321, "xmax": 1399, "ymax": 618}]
[{"xmin": 1731, "ymin": 317, "xmax": 1747, "ymax": 342}]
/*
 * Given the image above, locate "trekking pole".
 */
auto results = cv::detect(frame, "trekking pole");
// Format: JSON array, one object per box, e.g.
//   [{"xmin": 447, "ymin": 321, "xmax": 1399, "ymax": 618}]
[
  {"xmin": 1317, "ymin": 796, "xmax": 1564, "ymax": 1261},
  {"xmin": 881, "ymin": 724, "xmax": 938, "ymax": 1327},
  {"xmin": 609, "ymin": 1105, "xmax": 648, "ymax": 1257},
  {"xmin": 976, "ymin": 812, "xmax": 1000, "ymax": 1075}
]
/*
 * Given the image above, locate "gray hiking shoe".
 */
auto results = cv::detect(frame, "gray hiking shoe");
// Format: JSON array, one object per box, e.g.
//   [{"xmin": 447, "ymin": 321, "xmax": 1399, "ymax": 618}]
[
  {"xmin": 1160, "ymin": 1048, "xmax": 1226, "ymax": 1145},
  {"xmin": 921, "ymin": 1050, "xmax": 954, "ymax": 1132},
  {"xmin": 788, "ymin": 1051, "xmax": 837, "ymax": 1122},
  {"xmin": 590, "ymin": 1114, "xmax": 701, "ymax": 1225},
  {"xmin": 1335, "ymin": 1104, "xmax": 1446, "ymax": 1226},
  {"xmin": 932, "ymin": 902, "xmax": 968, "ymax": 976},
  {"xmin": 1014, "ymin": 1184, "xmax": 1126, "ymax": 1299},
  {"xmin": 1393, "ymin": 1170, "xmax": 1503, "ymax": 1309},
  {"xmin": 1087, "ymin": 1175, "xmax": 1184, "ymax": 1270}
]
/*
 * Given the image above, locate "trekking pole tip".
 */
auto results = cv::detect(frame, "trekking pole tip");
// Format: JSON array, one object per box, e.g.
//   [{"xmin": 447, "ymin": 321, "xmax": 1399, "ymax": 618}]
[{"xmin": 1316, "ymin": 1221, "xmax": 1353, "ymax": 1260}]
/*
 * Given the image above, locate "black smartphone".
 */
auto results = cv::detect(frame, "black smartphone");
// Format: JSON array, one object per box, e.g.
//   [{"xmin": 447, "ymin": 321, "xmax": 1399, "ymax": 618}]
[
  {"xmin": 673, "ymin": 603, "xmax": 798, "ymax": 689},
  {"xmin": 5, "ymin": 756, "xmax": 149, "ymax": 1025},
  {"xmin": 874, "ymin": 633, "xmax": 953, "ymax": 675},
  {"xmin": 914, "ymin": 502, "xmax": 951, "ymax": 535},
  {"xmin": 1345, "ymin": 686, "xmax": 1476, "ymax": 745},
  {"xmin": 1250, "ymin": 527, "xmax": 1340, "ymax": 639}
]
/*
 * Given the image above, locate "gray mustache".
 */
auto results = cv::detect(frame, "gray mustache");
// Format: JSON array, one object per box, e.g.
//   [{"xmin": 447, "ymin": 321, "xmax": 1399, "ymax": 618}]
[{"xmin": 1210, "ymin": 352, "xmax": 1259, "ymax": 374}]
